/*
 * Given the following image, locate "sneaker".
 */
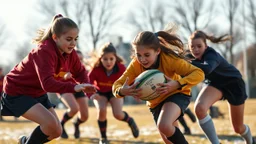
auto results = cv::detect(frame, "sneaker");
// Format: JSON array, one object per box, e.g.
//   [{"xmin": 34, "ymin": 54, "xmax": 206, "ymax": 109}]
[
  {"xmin": 74, "ymin": 123, "xmax": 80, "ymax": 139},
  {"xmin": 128, "ymin": 118, "xmax": 139, "ymax": 138},
  {"xmin": 99, "ymin": 138, "xmax": 109, "ymax": 144},
  {"xmin": 61, "ymin": 125, "xmax": 69, "ymax": 139},
  {"xmin": 184, "ymin": 128, "xmax": 191, "ymax": 135},
  {"xmin": 18, "ymin": 136, "xmax": 27, "ymax": 144}
]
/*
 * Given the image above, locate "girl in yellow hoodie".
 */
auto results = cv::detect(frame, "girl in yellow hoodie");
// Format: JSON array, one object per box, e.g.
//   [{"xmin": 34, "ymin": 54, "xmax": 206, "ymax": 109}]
[{"xmin": 112, "ymin": 26, "xmax": 204, "ymax": 144}]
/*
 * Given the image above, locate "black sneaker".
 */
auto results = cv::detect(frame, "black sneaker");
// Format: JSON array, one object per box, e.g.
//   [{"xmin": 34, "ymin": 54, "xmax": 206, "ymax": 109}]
[
  {"xmin": 99, "ymin": 138, "xmax": 109, "ymax": 144},
  {"xmin": 128, "ymin": 118, "xmax": 139, "ymax": 138},
  {"xmin": 61, "ymin": 125, "xmax": 69, "ymax": 139},
  {"xmin": 18, "ymin": 136, "xmax": 27, "ymax": 144},
  {"xmin": 74, "ymin": 123, "xmax": 80, "ymax": 139}
]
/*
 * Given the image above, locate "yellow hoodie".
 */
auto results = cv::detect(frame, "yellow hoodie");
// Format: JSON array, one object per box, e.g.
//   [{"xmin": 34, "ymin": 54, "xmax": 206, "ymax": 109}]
[{"xmin": 112, "ymin": 52, "xmax": 204, "ymax": 108}]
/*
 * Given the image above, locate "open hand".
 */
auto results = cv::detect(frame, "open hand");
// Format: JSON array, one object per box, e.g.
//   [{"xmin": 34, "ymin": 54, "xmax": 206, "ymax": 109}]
[{"xmin": 119, "ymin": 77, "xmax": 142, "ymax": 98}]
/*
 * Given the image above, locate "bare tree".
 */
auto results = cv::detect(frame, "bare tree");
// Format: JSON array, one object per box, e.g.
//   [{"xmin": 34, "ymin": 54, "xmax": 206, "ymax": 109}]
[
  {"xmin": 127, "ymin": 1, "xmax": 169, "ymax": 33},
  {"xmin": 246, "ymin": 0, "xmax": 256, "ymax": 42},
  {"xmin": 0, "ymin": 23, "xmax": 8, "ymax": 47},
  {"xmin": 222, "ymin": 0, "xmax": 241, "ymax": 64},
  {"xmin": 172, "ymin": 0, "xmax": 215, "ymax": 40},
  {"xmin": 86, "ymin": 0, "xmax": 118, "ymax": 50},
  {"xmin": 37, "ymin": 0, "xmax": 117, "ymax": 50}
]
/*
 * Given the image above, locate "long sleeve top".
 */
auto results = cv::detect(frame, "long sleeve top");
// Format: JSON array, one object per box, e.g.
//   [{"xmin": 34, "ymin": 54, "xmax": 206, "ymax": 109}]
[
  {"xmin": 113, "ymin": 52, "xmax": 204, "ymax": 108},
  {"xmin": 191, "ymin": 47, "xmax": 242, "ymax": 85},
  {"xmin": 3, "ymin": 38, "xmax": 89, "ymax": 97}
]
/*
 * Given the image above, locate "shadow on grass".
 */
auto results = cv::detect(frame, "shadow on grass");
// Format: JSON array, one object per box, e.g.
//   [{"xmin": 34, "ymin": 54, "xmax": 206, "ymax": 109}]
[
  {"xmin": 187, "ymin": 133, "xmax": 256, "ymax": 142},
  {"xmin": 60, "ymin": 137, "xmax": 161, "ymax": 144}
]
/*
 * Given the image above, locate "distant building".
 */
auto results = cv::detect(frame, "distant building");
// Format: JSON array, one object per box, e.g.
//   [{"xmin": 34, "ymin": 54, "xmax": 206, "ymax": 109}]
[{"xmin": 114, "ymin": 36, "xmax": 132, "ymax": 66}]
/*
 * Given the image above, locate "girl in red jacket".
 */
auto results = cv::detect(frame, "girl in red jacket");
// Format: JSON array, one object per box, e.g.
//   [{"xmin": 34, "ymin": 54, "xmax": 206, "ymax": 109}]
[
  {"xmin": 58, "ymin": 50, "xmax": 90, "ymax": 139},
  {"xmin": 1, "ymin": 14, "xmax": 96, "ymax": 144},
  {"xmin": 89, "ymin": 43, "xmax": 139, "ymax": 144}
]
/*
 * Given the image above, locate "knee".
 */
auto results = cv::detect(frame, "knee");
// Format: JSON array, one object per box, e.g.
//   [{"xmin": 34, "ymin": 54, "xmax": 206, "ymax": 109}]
[
  {"xmin": 44, "ymin": 120, "xmax": 62, "ymax": 138},
  {"xmin": 233, "ymin": 125, "xmax": 246, "ymax": 134},
  {"xmin": 80, "ymin": 114, "xmax": 89, "ymax": 122},
  {"xmin": 98, "ymin": 108, "xmax": 107, "ymax": 115},
  {"xmin": 53, "ymin": 123, "xmax": 62, "ymax": 138},
  {"xmin": 195, "ymin": 103, "xmax": 208, "ymax": 119},
  {"xmin": 157, "ymin": 123, "xmax": 174, "ymax": 136},
  {"xmin": 69, "ymin": 106, "xmax": 79, "ymax": 116},
  {"xmin": 113, "ymin": 113, "xmax": 123, "ymax": 120}
]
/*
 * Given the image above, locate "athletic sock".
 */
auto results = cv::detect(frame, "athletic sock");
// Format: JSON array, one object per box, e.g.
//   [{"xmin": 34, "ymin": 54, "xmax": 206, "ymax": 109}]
[
  {"xmin": 74, "ymin": 117, "xmax": 84, "ymax": 126},
  {"xmin": 241, "ymin": 124, "xmax": 253, "ymax": 144},
  {"xmin": 199, "ymin": 114, "xmax": 219, "ymax": 144},
  {"xmin": 98, "ymin": 120, "xmax": 107, "ymax": 139},
  {"xmin": 74, "ymin": 118, "xmax": 84, "ymax": 139},
  {"xmin": 61, "ymin": 112, "xmax": 72, "ymax": 125},
  {"xmin": 25, "ymin": 126, "xmax": 49, "ymax": 144},
  {"xmin": 121, "ymin": 111, "xmax": 130, "ymax": 122},
  {"xmin": 167, "ymin": 127, "xmax": 188, "ymax": 144}
]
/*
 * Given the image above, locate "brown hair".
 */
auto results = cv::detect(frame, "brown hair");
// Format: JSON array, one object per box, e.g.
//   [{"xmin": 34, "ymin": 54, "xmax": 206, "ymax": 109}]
[
  {"xmin": 131, "ymin": 26, "xmax": 184, "ymax": 58},
  {"xmin": 189, "ymin": 30, "xmax": 231, "ymax": 45},
  {"xmin": 92, "ymin": 42, "xmax": 124, "ymax": 68},
  {"xmin": 32, "ymin": 14, "xmax": 78, "ymax": 44}
]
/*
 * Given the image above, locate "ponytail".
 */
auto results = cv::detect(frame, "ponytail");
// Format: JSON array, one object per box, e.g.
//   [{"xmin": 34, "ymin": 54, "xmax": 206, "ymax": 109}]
[{"xmin": 32, "ymin": 14, "xmax": 78, "ymax": 44}]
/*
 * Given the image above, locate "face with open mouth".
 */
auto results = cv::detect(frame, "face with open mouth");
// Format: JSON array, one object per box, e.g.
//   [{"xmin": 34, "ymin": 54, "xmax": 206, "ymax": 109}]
[
  {"xmin": 54, "ymin": 28, "xmax": 79, "ymax": 54},
  {"xmin": 134, "ymin": 45, "xmax": 160, "ymax": 69}
]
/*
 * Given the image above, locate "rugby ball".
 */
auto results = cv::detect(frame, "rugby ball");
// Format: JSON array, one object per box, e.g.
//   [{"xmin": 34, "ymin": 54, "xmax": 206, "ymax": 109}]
[{"xmin": 135, "ymin": 69, "xmax": 166, "ymax": 101}]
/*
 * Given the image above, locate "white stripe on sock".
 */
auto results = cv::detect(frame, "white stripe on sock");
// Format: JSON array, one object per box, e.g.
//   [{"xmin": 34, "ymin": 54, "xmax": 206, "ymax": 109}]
[
  {"xmin": 199, "ymin": 114, "xmax": 211, "ymax": 125},
  {"xmin": 241, "ymin": 124, "xmax": 249, "ymax": 136}
]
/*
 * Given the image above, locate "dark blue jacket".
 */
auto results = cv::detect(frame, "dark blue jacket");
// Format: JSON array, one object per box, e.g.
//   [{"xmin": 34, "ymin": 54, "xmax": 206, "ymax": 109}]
[{"xmin": 191, "ymin": 47, "xmax": 241, "ymax": 85}]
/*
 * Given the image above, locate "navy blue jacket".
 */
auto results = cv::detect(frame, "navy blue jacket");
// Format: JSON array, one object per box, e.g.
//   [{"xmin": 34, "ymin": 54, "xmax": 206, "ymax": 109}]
[{"xmin": 191, "ymin": 47, "xmax": 241, "ymax": 85}]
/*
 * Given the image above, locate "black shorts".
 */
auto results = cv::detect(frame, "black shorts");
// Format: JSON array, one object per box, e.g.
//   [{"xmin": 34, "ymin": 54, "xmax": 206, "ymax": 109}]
[
  {"xmin": 149, "ymin": 93, "xmax": 191, "ymax": 124},
  {"xmin": 1, "ymin": 93, "xmax": 54, "ymax": 117},
  {"xmin": 60, "ymin": 91, "xmax": 86, "ymax": 99},
  {"xmin": 97, "ymin": 91, "xmax": 114, "ymax": 101},
  {"xmin": 209, "ymin": 78, "xmax": 247, "ymax": 105}
]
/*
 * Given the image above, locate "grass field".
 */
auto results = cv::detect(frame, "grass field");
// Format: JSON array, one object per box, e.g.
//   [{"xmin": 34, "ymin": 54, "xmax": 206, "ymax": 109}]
[{"xmin": 0, "ymin": 99, "xmax": 255, "ymax": 144}]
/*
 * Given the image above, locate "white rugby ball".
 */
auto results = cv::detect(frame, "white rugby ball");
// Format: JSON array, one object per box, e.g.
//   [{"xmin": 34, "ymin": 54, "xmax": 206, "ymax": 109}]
[{"xmin": 135, "ymin": 69, "xmax": 166, "ymax": 101}]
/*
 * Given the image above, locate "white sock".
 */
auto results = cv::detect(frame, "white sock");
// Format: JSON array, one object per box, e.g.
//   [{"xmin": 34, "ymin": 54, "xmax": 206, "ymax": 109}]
[
  {"xmin": 241, "ymin": 125, "xmax": 253, "ymax": 144},
  {"xmin": 199, "ymin": 114, "xmax": 220, "ymax": 144}
]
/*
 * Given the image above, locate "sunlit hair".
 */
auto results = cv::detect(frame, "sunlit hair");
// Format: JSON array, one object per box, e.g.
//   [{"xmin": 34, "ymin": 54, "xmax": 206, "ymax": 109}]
[
  {"xmin": 131, "ymin": 23, "xmax": 184, "ymax": 58},
  {"xmin": 32, "ymin": 14, "xmax": 78, "ymax": 44},
  {"xmin": 189, "ymin": 30, "xmax": 231, "ymax": 45},
  {"xmin": 92, "ymin": 42, "xmax": 124, "ymax": 68}
]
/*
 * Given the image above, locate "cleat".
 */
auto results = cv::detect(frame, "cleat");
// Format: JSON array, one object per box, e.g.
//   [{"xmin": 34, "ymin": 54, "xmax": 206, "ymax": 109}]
[
  {"xmin": 128, "ymin": 118, "xmax": 139, "ymax": 138},
  {"xmin": 61, "ymin": 125, "xmax": 68, "ymax": 139},
  {"xmin": 99, "ymin": 138, "xmax": 109, "ymax": 144},
  {"xmin": 74, "ymin": 123, "xmax": 80, "ymax": 139}
]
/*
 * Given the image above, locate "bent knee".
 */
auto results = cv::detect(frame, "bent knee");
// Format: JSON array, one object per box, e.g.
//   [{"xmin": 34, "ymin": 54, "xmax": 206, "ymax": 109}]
[
  {"xmin": 233, "ymin": 125, "xmax": 246, "ymax": 134},
  {"xmin": 157, "ymin": 123, "xmax": 174, "ymax": 136},
  {"xmin": 195, "ymin": 103, "xmax": 208, "ymax": 118},
  {"xmin": 69, "ymin": 107, "xmax": 79, "ymax": 116},
  {"xmin": 113, "ymin": 113, "xmax": 123, "ymax": 120}
]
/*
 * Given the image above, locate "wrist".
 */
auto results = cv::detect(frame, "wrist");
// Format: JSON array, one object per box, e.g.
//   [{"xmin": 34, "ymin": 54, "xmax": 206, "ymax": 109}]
[{"xmin": 118, "ymin": 88, "xmax": 125, "ymax": 96}]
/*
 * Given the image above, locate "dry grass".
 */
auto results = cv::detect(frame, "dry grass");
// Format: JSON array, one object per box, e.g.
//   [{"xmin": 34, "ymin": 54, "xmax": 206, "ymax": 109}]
[{"xmin": 0, "ymin": 99, "xmax": 256, "ymax": 144}]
